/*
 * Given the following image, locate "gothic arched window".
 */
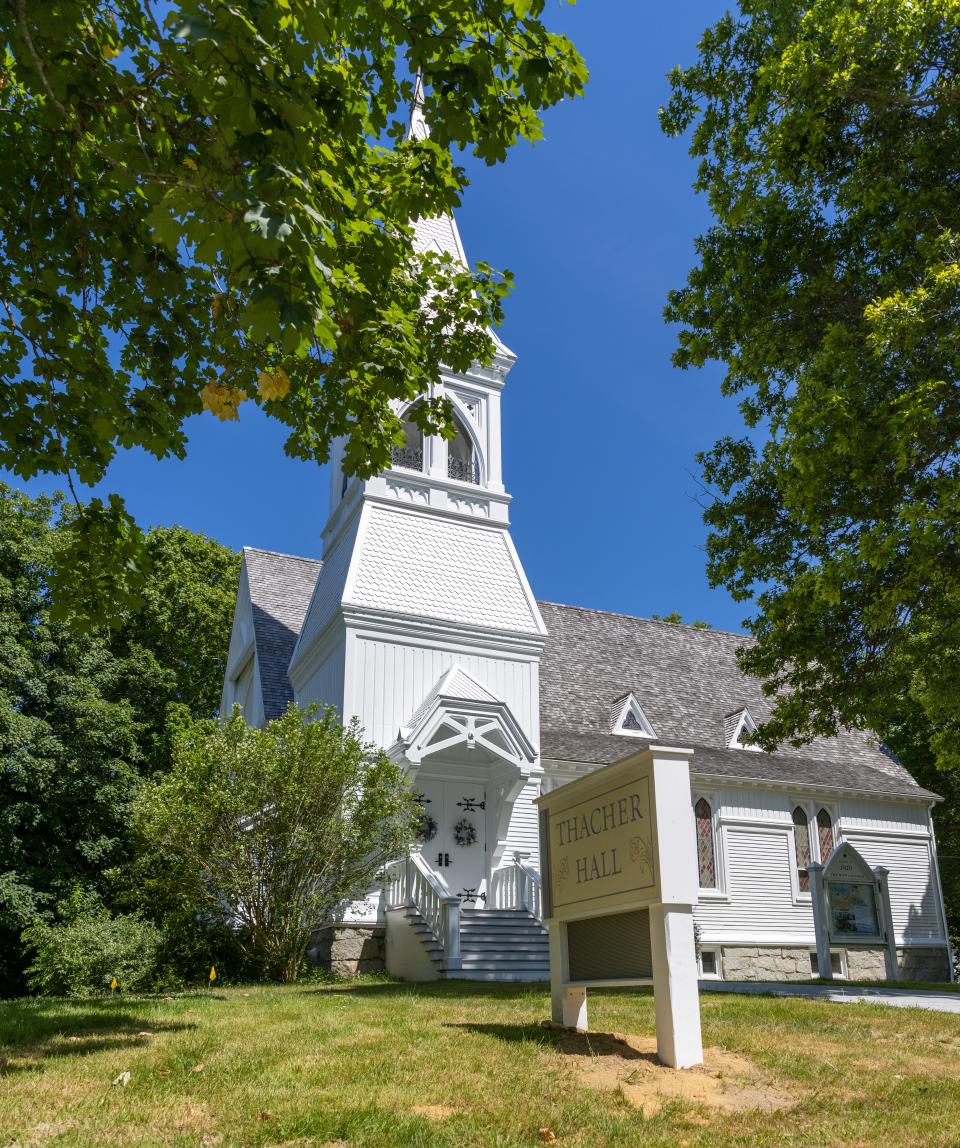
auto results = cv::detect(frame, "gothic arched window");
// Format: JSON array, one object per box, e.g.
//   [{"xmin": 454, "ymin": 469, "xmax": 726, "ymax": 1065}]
[
  {"xmin": 694, "ymin": 798, "xmax": 716, "ymax": 889},
  {"xmin": 447, "ymin": 411, "xmax": 478, "ymax": 484},
  {"xmin": 391, "ymin": 404, "xmax": 424, "ymax": 472},
  {"xmin": 817, "ymin": 808, "xmax": 834, "ymax": 864},
  {"xmin": 793, "ymin": 806, "xmax": 811, "ymax": 892}
]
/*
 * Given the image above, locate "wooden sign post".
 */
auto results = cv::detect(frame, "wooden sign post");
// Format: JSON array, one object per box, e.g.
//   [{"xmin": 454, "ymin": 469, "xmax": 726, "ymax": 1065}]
[{"xmin": 535, "ymin": 746, "xmax": 703, "ymax": 1069}]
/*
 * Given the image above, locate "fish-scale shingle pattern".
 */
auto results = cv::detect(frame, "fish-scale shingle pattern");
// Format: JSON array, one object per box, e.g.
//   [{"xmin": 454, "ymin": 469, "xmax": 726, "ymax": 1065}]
[
  {"xmin": 350, "ymin": 509, "xmax": 539, "ymax": 633},
  {"xmin": 412, "ymin": 214, "xmax": 462, "ymax": 260},
  {"xmin": 244, "ymin": 548, "xmax": 322, "ymax": 720},
  {"xmin": 537, "ymin": 601, "xmax": 929, "ymax": 797}
]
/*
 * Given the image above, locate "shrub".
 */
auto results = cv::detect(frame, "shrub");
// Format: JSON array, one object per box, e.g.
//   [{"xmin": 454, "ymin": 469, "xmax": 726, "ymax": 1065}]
[
  {"xmin": 21, "ymin": 890, "xmax": 162, "ymax": 996},
  {"xmin": 134, "ymin": 704, "xmax": 417, "ymax": 982}
]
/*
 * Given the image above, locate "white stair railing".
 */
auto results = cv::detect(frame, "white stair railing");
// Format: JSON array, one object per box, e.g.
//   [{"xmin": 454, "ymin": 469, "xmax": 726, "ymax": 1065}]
[
  {"xmin": 383, "ymin": 853, "xmax": 461, "ymax": 970},
  {"xmin": 489, "ymin": 852, "xmax": 542, "ymax": 919}
]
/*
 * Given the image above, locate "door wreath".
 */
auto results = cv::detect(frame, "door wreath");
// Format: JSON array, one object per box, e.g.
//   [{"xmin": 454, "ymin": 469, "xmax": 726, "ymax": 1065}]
[
  {"xmin": 415, "ymin": 813, "xmax": 438, "ymax": 842},
  {"xmin": 453, "ymin": 818, "xmax": 478, "ymax": 847}
]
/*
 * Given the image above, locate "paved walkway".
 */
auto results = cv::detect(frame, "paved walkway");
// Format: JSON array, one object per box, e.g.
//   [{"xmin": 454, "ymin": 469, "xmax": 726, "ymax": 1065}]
[{"xmin": 700, "ymin": 979, "xmax": 960, "ymax": 1014}]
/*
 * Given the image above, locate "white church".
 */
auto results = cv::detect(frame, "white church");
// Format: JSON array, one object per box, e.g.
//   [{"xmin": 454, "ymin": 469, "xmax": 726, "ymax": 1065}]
[{"xmin": 220, "ymin": 100, "xmax": 952, "ymax": 986}]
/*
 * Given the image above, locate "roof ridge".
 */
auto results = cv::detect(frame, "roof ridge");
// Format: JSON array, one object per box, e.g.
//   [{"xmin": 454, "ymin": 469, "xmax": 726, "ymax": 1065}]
[
  {"xmin": 536, "ymin": 599, "xmax": 750, "ymax": 642},
  {"xmin": 244, "ymin": 545, "xmax": 322, "ymax": 564}
]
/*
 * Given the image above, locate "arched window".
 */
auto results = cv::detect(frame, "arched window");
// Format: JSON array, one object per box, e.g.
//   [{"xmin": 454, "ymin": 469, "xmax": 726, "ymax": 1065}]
[
  {"xmin": 694, "ymin": 798, "xmax": 716, "ymax": 889},
  {"xmin": 447, "ymin": 411, "xmax": 478, "ymax": 484},
  {"xmin": 817, "ymin": 808, "xmax": 834, "ymax": 864},
  {"xmin": 391, "ymin": 404, "xmax": 424, "ymax": 472},
  {"xmin": 793, "ymin": 806, "xmax": 811, "ymax": 892}
]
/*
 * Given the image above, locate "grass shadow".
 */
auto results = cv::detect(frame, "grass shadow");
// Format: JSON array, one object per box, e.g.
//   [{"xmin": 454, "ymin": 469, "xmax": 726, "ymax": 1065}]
[
  {"xmin": 296, "ymin": 979, "xmax": 548, "ymax": 1002},
  {"xmin": 449, "ymin": 1022, "xmax": 658, "ymax": 1064},
  {"xmin": 0, "ymin": 998, "xmax": 196, "ymax": 1066},
  {"xmin": 445, "ymin": 1021, "xmax": 558, "ymax": 1046}
]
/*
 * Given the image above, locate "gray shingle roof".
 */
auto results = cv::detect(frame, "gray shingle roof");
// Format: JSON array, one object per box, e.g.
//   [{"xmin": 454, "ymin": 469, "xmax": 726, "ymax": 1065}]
[
  {"xmin": 539, "ymin": 731, "xmax": 936, "ymax": 800},
  {"xmin": 537, "ymin": 601, "xmax": 934, "ymax": 801},
  {"xmin": 244, "ymin": 548, "xmax": 322, "ymax": 720},
  {"xmin": 233, "ymin": 549, "xmax": 934, "ymax": 802}
]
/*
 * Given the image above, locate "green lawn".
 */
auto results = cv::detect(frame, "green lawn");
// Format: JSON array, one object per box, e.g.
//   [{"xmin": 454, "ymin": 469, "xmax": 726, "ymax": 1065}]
[{"xmin": 2, "ymin": 979, "xmax": 958, "ymax": 1147}]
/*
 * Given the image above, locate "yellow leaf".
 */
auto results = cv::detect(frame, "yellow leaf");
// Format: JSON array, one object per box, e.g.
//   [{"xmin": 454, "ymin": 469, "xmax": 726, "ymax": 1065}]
[
  {"xmin": 200, "ymin": 382, "xmax": 246, "ymax": 421},
  {"xmin": 256, "ymin": 368, "xmax": 291, "ymax": 401},
  {"xmin": 184, "ymin": 156, "xmax": 198, "ymax": 171}
]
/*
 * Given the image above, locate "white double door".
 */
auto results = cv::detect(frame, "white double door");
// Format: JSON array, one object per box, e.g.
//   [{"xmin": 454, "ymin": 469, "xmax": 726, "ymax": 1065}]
[{"xmin": 415, "ymin": 778, "xmax": 487, "ymax": 905}]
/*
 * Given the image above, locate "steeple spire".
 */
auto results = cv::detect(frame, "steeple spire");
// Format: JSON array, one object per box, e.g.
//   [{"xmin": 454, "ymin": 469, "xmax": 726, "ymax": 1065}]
[{"xmin": 409, "ymin": 70, "xmax": 429, "ymax": 142}]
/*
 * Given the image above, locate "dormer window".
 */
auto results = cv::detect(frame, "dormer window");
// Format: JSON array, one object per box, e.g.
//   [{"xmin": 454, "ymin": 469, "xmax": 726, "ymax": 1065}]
[
  {"xmin": 726, "ymin": 707, "xmax": 760, "ymax": 750},
  {"xmin": 447, "ymin": 410, "xmax": 479, "ymax": 484},
  {"xmin": 391, "ymin": 404, "xmax": 424, "ymax": 472},
  {"xmin": 611, "ymin": 693, "xmax": 656, "ymax": 738}
]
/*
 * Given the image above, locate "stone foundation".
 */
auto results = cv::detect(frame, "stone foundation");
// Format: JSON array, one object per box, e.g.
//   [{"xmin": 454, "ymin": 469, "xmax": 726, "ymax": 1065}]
[
  {"xmin": 307, "ymin": 924, "xmax": 386, "ymax": 976},
  {"xmin": 896, "ymin": 946, "xmax": 952, "ymax": 982},
  {"xmin": 719, "ymin": 946, "xmax": 813, "ymax": 981},
  {"xmin": 719, "ymin": 944, "xmax": 952, "ymax": 984},
  {"xmin": 844, "ymin": 947, "xmax": 887, "ymax": 980}
]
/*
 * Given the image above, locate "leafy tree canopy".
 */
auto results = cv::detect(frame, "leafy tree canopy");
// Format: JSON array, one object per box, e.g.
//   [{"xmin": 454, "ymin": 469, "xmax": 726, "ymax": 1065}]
[
  {"xmin": 0, "ymin": 483, "xmax": 238, "ymax": 992},
  {"xmin": 134, "ymin": 704, "xmax": 417, "ymax": 982},
  {"xmin": 662, "ymin": 1, "xmax": 960, "ymax": 766},
  {"xmin": 1, "ymin": 1, "xmax": 584, "ymax": 624}
]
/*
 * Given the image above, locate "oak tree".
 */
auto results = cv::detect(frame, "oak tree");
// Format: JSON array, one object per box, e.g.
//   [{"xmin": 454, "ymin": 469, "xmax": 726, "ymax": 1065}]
[{"xmin": 662, "ymin": 1, "xmax": 960, "ymax": 769}]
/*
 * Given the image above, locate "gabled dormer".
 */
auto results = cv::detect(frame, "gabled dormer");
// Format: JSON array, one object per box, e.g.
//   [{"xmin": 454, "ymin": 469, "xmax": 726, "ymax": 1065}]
[
  {"xmin": 726, "ymin": 707, "xmax": 761, "ymax": 750},
  {"xmin": 610, "ymin": 693, "xmax": 657, "ymax": 738}
]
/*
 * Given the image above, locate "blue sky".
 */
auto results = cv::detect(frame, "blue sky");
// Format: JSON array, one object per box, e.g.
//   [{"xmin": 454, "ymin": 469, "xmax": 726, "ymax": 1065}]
[{"xmin": 10, "ymin": 2, "xmax": 752, "ymax": 632}]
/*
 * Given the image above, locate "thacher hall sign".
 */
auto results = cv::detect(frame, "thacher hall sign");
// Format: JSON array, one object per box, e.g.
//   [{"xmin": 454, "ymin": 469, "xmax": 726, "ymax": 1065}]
[{"xmin": 536, "ymin": 746, "xmax": 704, "ymax": 1069}]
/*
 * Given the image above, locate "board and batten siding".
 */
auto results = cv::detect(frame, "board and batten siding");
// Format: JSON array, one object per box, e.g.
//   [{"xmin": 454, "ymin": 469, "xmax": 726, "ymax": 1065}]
[
  {"xmin": 294, "ymin": 642, "xmax": 346, "ymax": 722},
  {"xmin": 343, "ymin": 632, "xmax": 539, "ymax": 752}
]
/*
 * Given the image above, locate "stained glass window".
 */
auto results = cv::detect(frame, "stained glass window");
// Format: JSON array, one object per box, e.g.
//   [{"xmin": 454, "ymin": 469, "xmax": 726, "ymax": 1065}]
[
  {"xmin": 622, "ymin": 709, "xmax": 643, "ymax": 731},
  {"xmin": 817, "ymin": 808, "xmax": 834, "ymax": 863},
  {"xmin": 695, "ymin": 798, "xmax": 716, "ymax": 889},
  {"xmin": 793, "ymin": 807, "xmax": 811, "ymax": 892}
]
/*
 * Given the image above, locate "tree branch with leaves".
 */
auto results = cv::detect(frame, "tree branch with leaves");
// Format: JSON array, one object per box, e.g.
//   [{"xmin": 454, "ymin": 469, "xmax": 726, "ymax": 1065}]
[{"xmin": 0, "ymin": 0, "xmax": 586, "ymax": 625}]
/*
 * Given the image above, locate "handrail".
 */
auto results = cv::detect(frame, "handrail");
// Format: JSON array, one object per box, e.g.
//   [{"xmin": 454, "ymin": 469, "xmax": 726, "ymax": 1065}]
[
  {"xmin": 383, "ymin": 853, "xmax": 461, "ymax": 970},
  {"xmin": 489, "ymin": 853, "xmax": 542, "ymax": 919}
]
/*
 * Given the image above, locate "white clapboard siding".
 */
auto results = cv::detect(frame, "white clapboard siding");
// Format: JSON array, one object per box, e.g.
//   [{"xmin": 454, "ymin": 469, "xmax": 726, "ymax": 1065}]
[
  {"xmin": 694, "ymin": 828, "xmax": 816, "ymax": 943},
  {"xmin": 503, "ymin": 778, "xmax": 542, "ymax": 860},
  {"xmin": 841, "ymin": 833, "xmax": 945, "ymax": 943},
  {"xmin": 346, "ymin": 634, "xmax": 537, "ymax": 751}
]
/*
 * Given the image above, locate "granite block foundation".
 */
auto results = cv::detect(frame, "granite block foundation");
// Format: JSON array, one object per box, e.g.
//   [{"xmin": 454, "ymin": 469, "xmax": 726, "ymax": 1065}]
[
  {"xmin": 308, "ymin": 924, "xmax": 386, "ymax": 976},
  {"xmin": 718, "ymin": 944, "xmax": 951, "ymax": 983}
]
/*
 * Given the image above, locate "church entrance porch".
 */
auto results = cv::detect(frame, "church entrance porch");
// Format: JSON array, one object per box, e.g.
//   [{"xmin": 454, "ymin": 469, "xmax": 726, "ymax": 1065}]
[{"xmin": 414, "ymin": 778, "xmax": 487, "ymax": 906}]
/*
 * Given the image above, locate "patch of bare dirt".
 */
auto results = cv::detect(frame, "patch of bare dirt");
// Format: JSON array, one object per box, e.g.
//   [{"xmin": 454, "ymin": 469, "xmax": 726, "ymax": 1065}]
[
  {"xmin": 554, "ymin": 1030, "xmax": 794, "ymax": 1118},
  {"xmin": 410, "ymin": 1104, "xmax": 456, "ymax": 1120}
]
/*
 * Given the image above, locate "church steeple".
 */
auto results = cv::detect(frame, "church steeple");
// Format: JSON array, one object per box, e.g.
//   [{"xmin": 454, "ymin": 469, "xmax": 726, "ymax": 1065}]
[
  {"xmin": 324, "ymin": 75, "xmax": 516, "ymax": 540},
  {"xmin": 286, "ymin": 71, "xmax": 543, "ymax": 776}
]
